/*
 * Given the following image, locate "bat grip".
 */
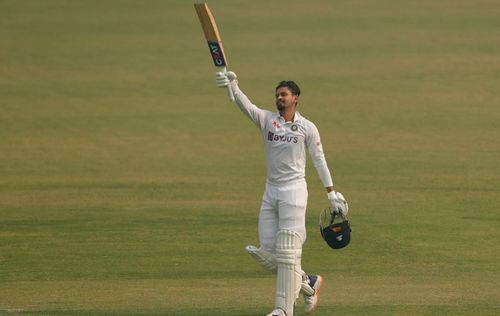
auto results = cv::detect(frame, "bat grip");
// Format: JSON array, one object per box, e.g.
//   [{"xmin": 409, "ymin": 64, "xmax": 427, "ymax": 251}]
[
  {"xmin": 221, "ymin": 67, "xmax": 235, "ymax": 102},
  {"xmin": 227, "ymin": 84, "xmax": 235, "ymax": 102}
]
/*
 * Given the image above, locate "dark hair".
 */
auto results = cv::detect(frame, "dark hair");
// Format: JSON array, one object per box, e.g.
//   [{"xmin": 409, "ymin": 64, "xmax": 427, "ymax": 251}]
[{"xmin": 276, "ymin": 81, "xmax": 301, "ymax": 96}]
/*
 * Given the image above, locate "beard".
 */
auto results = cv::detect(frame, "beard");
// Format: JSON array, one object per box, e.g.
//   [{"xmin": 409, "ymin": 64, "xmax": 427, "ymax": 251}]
[{"xmin": 276, "ymin": 101, "xmax": 285, "ymax": 112}]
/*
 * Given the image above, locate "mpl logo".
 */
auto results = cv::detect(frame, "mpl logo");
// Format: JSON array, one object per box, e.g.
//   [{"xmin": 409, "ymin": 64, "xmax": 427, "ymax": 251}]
[{"xmin": 208, "ymin": 41, "xmax": 226, "ymax": 66}]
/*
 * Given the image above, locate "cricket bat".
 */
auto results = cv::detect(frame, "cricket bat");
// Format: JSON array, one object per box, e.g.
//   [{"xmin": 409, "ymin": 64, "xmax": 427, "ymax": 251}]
[{"xmin": 194, "ymin": 1, "xmax": 235, "ymax": 102}]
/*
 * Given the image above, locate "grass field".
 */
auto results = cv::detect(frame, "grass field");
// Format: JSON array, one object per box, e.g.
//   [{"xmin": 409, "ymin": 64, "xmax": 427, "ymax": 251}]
[{"xmin": 1, "ymin": 0, "xmax": 499, "ymax": 315}]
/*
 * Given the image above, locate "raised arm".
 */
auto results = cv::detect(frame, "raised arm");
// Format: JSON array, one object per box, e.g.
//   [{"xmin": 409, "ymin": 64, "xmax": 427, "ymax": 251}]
[{"xmin": 216, "ymin": 71, "xmax": 266, "ymax": 129}]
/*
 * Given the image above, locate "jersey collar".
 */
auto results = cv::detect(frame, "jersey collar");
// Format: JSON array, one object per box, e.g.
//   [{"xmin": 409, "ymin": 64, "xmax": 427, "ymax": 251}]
[{"xmin": 278, "ymin": 111, "xmax": 302, "ymax": 123}]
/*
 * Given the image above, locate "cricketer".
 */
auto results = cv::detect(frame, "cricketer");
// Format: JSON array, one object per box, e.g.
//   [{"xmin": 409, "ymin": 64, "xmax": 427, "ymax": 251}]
[{"xmin": 216, "ymin": 71, "xmax": 348, "ymax": 316}]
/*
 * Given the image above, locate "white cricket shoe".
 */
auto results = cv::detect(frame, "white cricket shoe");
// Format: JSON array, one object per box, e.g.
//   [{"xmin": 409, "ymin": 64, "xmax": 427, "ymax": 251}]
[
  {"xmin": 266, "ymin": 308, "xmax": 287, "ymax": 316},
  {"xmin": 304, "ymin": 275, "xmax": 323, "ymax": 315}
]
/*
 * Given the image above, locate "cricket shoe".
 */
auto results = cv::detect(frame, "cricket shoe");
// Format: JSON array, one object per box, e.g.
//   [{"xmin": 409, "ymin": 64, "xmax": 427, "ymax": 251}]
[
  {"xmin": 265, "ymin": 308, "xmax": 287, "ymax": 316},
  {"xmin": 304, "ymin": 275, "xmax": 323, "ymax": 315}
]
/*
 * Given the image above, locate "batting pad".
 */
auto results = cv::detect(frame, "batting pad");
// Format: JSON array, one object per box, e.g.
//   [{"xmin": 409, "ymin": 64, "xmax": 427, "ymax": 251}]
[
  {"xmin": 245, "ymin": 245, "xmax": 277, "ymax": 273},
  {"xmin": 275, "ymin": 230, "xmax": 303, "ymax": 316},
  {"xmin": 245, "ymin": 245, "xmax": 315, "ymax": 297}
]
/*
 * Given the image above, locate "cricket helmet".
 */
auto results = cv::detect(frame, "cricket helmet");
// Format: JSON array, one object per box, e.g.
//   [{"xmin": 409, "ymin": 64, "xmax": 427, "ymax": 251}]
[{"xmin": 319, "ymin": 207, "xmax": 352, "ymax": 249}]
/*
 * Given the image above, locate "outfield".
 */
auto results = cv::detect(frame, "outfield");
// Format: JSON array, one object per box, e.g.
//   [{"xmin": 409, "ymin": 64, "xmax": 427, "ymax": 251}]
[{"xmin": 1, "ymin": 1, "xmax": 499, "ymax": 315}]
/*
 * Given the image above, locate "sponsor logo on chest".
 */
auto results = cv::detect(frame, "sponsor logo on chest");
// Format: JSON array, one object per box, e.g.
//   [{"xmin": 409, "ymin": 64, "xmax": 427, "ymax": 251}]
[{"xmin": 267, "ymin": 131, "xmax": 299, "ymax": 143}]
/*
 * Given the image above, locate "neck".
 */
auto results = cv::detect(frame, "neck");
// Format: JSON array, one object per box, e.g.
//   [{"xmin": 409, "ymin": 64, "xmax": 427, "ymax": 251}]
[{"xmin": 280, "ymin": 108, "xmax": 296, "ymax": 123}]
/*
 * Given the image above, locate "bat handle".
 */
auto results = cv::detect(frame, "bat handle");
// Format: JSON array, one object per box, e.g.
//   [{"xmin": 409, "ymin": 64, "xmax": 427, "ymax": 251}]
[
  {"xmin": 227, "ymin": 84, "xmax": 235, "ymax": 102},
  {"xmin": 221, "ymin": 67, "xmax": 235, "ymax": 102}
]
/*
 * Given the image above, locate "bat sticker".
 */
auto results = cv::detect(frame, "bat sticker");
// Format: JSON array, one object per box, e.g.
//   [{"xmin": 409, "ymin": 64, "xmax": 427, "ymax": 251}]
[{"xmin": 208, "ymin": 41, "xmax": 227, "ymax": 66}]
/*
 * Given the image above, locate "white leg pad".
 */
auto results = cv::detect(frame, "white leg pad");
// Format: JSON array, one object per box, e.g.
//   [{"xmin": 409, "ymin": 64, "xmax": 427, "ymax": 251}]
[
  {"xmin": 275, "ymin": 230, "xmax": 302, "ymax": 316},
  {"xmin": 301, "ymin": 274, "xmax": 315, "ymax": 296},
  {"xmin": 245, "ymin": 245, "xmax": 277, "ymax": 273},
  {"xmin": 245, "ymin": 245, "xmax": 315, "ymax": 297}
]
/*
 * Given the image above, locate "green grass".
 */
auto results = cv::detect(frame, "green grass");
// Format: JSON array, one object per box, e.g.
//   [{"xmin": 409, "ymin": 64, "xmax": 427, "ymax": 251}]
[{"xmin": 1, "ymin": 0, "xmax": 499, "ymax": 315}]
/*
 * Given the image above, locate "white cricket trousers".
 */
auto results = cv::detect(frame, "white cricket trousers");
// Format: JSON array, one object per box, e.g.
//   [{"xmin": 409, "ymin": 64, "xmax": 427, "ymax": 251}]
[{"xmin": 258, "ymin": 179, "xmax": 308, "ymax": 253}]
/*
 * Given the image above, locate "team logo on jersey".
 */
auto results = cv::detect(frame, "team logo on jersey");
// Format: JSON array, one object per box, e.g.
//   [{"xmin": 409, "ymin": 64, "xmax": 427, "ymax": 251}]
[{"xmin": 291, "ymin": 124, "xmax": 298, "ymax": 131}]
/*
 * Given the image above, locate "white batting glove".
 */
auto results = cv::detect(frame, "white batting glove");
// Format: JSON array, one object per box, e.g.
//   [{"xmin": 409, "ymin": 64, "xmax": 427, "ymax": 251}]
[
  {"xmin": 328, "ymin": 191, "xmax": 349, "ymax": 217},
  {"xmin": 215, "ymin": 71, "xmax": 237, "ymax": 88}
]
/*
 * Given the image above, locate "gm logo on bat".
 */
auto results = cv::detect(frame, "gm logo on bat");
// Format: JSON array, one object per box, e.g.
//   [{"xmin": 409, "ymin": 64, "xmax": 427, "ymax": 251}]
[{"xmin": 208, "ymin": 42, "xmax": 227, "ymax": 67}]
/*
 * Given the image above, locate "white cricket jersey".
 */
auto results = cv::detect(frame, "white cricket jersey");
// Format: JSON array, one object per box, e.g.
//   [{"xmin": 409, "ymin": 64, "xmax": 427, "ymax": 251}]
[{"xmin": 232, "ymin": 83, "xmax": 334, "ymax": 187}]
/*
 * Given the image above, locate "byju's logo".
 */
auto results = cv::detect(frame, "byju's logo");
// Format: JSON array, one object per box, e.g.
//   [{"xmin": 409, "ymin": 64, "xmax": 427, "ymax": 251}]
[{"xmin": 267, "ymin": 132, "xmax": 298, "ymax": 143}]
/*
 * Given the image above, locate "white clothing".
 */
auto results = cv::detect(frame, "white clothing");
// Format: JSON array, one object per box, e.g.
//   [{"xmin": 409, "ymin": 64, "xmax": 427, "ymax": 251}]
[
  {"xmin": 259, "ymin": 179, "xmax": 308, "ymax": 252},
  {"xmin": 231, "ymin": 83, "xmax": 334, "ymax": 249},
  {"xmin": 232, "ymin": 84, "xmax": 333, "ymax": 188},
  {"xmin": 231, "ymin": 81, "xmax": 333, "ymax": 315}
]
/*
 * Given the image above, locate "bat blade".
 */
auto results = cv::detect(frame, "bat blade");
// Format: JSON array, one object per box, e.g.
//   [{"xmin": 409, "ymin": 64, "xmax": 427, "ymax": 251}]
[{"xmin": 194, "ymin": 2, "xmax": 234, "ymax": 101}]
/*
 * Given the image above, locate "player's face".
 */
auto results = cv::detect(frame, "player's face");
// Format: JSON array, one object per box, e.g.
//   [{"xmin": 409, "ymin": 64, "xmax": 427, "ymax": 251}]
[{"xmin": 275, "ymin": 87, "xmax": 298, "ymax": 113}]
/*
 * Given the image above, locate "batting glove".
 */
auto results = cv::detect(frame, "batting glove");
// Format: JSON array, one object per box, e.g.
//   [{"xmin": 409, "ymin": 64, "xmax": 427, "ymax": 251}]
[
  {"xmin": 328, "ymin": 191, "xmax": 349, "ymax": 216},
  {"xmin": 215, "ymin": 71, "xmax": 237, "ymax": 88}
]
